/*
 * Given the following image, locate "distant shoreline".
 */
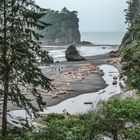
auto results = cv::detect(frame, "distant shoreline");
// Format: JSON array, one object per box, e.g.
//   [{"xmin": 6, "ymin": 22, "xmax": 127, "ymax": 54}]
[
  {"xmin": 85, "ymin": 44, "xmax": 119, "ymax": 47},
  {"xmin": 41, "ymin": 31, "xmax": 124, "ymax": 47},
  {"xmin": 41, "ymin": 44, "xmax": 119, "ymax": 47}
]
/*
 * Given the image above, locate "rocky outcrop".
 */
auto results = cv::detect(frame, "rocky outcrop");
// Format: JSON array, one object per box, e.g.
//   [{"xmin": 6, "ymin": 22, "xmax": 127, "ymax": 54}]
[
  {"xmin": 80, "ymin": 41, "xmax": 93, "ymax": 46},
  {"xmin": 109, "ymin": 51, "xmax": 117, "ymax": 57},
  {"xmin": 65, "ymin": 44, "xmax": 85, "ymax": 61},
  {"xmin": 40, "ymin": 8, "xmax": 81, "ymax": 45},
  {"xmin": 41, "ymin": 54, "xmax": 54, "ymax": 64}
]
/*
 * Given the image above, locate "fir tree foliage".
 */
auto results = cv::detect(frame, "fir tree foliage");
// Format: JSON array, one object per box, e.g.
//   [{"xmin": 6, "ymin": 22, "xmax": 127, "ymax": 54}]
[
  {"xmin": 122, "ymin": 0, "xmax": 140, "ymax": 93},
  {"xmin": 122, "ymin": 41, "xmax": 140, "ymax": 91},
  {"xmin": 0, "ymin": 0, "xmax": 51, "ymax": 138}
]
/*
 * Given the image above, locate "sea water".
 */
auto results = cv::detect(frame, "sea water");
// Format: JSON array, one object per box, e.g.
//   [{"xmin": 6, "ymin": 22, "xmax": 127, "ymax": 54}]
[
  {"xmin": 42, "ymin": 32, "xmax": 125, "ymax": 62},
  {"xmin": 81, "ymin": 31, "xmax": 125, "ymax": 45}
]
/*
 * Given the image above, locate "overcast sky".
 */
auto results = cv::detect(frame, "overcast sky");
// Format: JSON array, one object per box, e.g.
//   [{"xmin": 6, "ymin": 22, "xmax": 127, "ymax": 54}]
[{"xmin": 35, "ymin": 0, "xmax": 127, "ymax": 32}]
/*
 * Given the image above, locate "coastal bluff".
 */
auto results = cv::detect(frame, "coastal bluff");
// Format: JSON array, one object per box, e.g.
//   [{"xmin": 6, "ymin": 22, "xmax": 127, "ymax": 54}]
[{"xmin": 39, "ymin": 8, "xmax": 81, "ymax": 45}]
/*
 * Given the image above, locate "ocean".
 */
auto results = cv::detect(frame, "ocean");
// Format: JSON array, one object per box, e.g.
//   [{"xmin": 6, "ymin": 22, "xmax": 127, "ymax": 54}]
[
  {"xmin": 81, "ymin": 31, "xmax": 125, "ymax": 45},
  {"xmin": 45, "ymin": 45, "xmax": 118, "ymax": 62},
  {"xmin": 42, "ymin": 31, "xmax": 125, "ymax": 62}
]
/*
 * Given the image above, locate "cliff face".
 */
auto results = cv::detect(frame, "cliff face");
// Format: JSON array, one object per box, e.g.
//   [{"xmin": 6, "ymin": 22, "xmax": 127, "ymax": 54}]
[{"xmin": 39, "ymin": 8, "xmax": 81, "ymax": 45}]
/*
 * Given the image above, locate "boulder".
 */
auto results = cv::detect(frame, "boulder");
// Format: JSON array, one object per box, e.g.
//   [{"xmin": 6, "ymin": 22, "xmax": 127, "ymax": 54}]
[
  {"xmin": 65, "ymin": 44, "xmax": 85, "ymax": 61},
  {"xmin": 41, "ymin": 54, "xmax": 54, "ymax": 64},
  {"xmin": 109, "ymin": 51, "xmax": 117, "ymax": 57},
  {"xmin": 80, "ymin": 41, "xmax": 93, "ymax": 46}
]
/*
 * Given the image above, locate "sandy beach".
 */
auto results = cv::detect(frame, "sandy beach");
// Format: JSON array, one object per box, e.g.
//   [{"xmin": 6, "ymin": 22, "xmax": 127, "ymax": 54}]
[{"xmin": 7, "ymin": 53, "xmax": 110, "ymax": 110}]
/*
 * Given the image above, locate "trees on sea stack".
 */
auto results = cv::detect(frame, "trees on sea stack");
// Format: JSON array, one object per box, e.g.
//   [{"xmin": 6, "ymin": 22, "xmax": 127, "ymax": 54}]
[{"xmin": 0, "ymin": 0, "xmax": 51, "ymax": 139}]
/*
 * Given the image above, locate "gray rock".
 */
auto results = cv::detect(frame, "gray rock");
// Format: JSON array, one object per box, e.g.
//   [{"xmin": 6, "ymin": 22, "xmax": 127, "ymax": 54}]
[
  {"xmin": 80, "ymin": 41, "xmax": 93, "ymax": 46},
  {"xmin": 109, "ymin": 51, "xmax": 117, "ymax": 57},
  {"xmin": 65, "ymin": 44, "xmax": 85, "ymax": 61},
  {"xmin": 41, "ymin": 54, "xmax": 54, "ymax": 64}
]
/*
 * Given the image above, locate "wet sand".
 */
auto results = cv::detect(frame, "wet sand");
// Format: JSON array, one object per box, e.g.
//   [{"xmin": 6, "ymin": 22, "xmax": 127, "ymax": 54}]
[
  {"xmin": 7, "ymin": 53, "xmax": 110, "ymax": 110},
  {"xmin": 43, "ymin": 63, "xmax": 107, "ymax": 107}
]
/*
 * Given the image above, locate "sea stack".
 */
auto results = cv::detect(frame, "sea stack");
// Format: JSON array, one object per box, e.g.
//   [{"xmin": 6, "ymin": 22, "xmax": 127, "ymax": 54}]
[{"xmin": 65, "ymin": 44, "xmax": 85, "ymax": 61}]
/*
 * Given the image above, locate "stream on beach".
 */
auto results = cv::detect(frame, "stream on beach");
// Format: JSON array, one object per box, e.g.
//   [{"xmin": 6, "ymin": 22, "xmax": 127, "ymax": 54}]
[
  {"xmin": 41, "ymin": 64, "xmax": 124, "ymax": 114},
  {"xmin": 8, "ymin": 45, "xmax": 125, "ymax": 123}
]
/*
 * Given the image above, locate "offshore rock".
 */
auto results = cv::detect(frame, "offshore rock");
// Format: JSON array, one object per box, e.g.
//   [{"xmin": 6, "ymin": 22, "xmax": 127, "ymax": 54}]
[
  {"xmin": 65, "ymin": 44, "xmax": 85, "ymax": 61},
  {"xmin": 80, "ymin": 41, "xmax": 93, "ymax": 46},
  {"xmin": 39, "ymin": 8, "xmax": 81, "ymax": 45}
]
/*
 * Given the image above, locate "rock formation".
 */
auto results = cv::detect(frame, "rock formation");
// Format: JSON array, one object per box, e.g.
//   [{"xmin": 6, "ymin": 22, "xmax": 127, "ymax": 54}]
[
  {"xmin": 39, "ymin": 8, "xmax": 81, "ymax": 45},
  {"xmin": 80, "ymin": 41, "xmax": 93, "ymax": 46},
  {"xmin": 41, "ymin": 54, "xmax": 54, "ymax": 64},
  {"xmin": 65, "ymin": 44, "xmax": 85, "ymax": 61}
]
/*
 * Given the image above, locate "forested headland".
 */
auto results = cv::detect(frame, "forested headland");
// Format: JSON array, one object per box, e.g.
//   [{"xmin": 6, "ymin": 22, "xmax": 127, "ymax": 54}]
[{"xmin": 39, "ymin": 8, "xmax": 81, "ymax": 45}]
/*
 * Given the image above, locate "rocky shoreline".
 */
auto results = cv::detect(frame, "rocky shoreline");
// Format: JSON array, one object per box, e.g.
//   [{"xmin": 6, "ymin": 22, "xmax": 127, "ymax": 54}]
[
  {"xmin": 43, "ymin": 62, "xmax": 107, "ymax": 107},
  {"xmin": 6, "ymin": 51, "xmax": 135, "ymax": 113},
  {"xmin": 6, "ymin": 52, "xmax": 132, "ymax": 112},
  {"xmin": 7, "ymin": 54, "xmax": 109, "ymax": 111},
  {"xmin": 5, "ymin": 52, "xmax": 131, "ymax": 128}
]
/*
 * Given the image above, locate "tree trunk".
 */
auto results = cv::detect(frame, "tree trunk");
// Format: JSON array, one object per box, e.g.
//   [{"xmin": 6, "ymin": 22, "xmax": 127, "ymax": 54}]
[
  {"xmin": 2, "ymin": 0, "xmax": 9, "ymax": 139},
  {"xmin": 113, "ymin": 135, "xmax": 119, "ymax": 140},
  {"xmin": 113, "ymin": 132, "xmax": 119, "ymax": 140},
  {"xmin": 2, "ymin": 84, "xmax": 8, "ymax": 139}
]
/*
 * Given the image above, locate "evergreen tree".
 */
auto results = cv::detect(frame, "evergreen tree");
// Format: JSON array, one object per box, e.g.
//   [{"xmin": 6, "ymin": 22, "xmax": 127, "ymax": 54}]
[
  {"xmin": 0, "ymin": 0, "xmax": 51, "ymax": 138},
  {"xmin": 122, "ymin": 0, "xmax": 140, "ymax": 92},
  {"xmin": 122, "ymin": 41, "xmax": 140, "ymax": 92}
]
